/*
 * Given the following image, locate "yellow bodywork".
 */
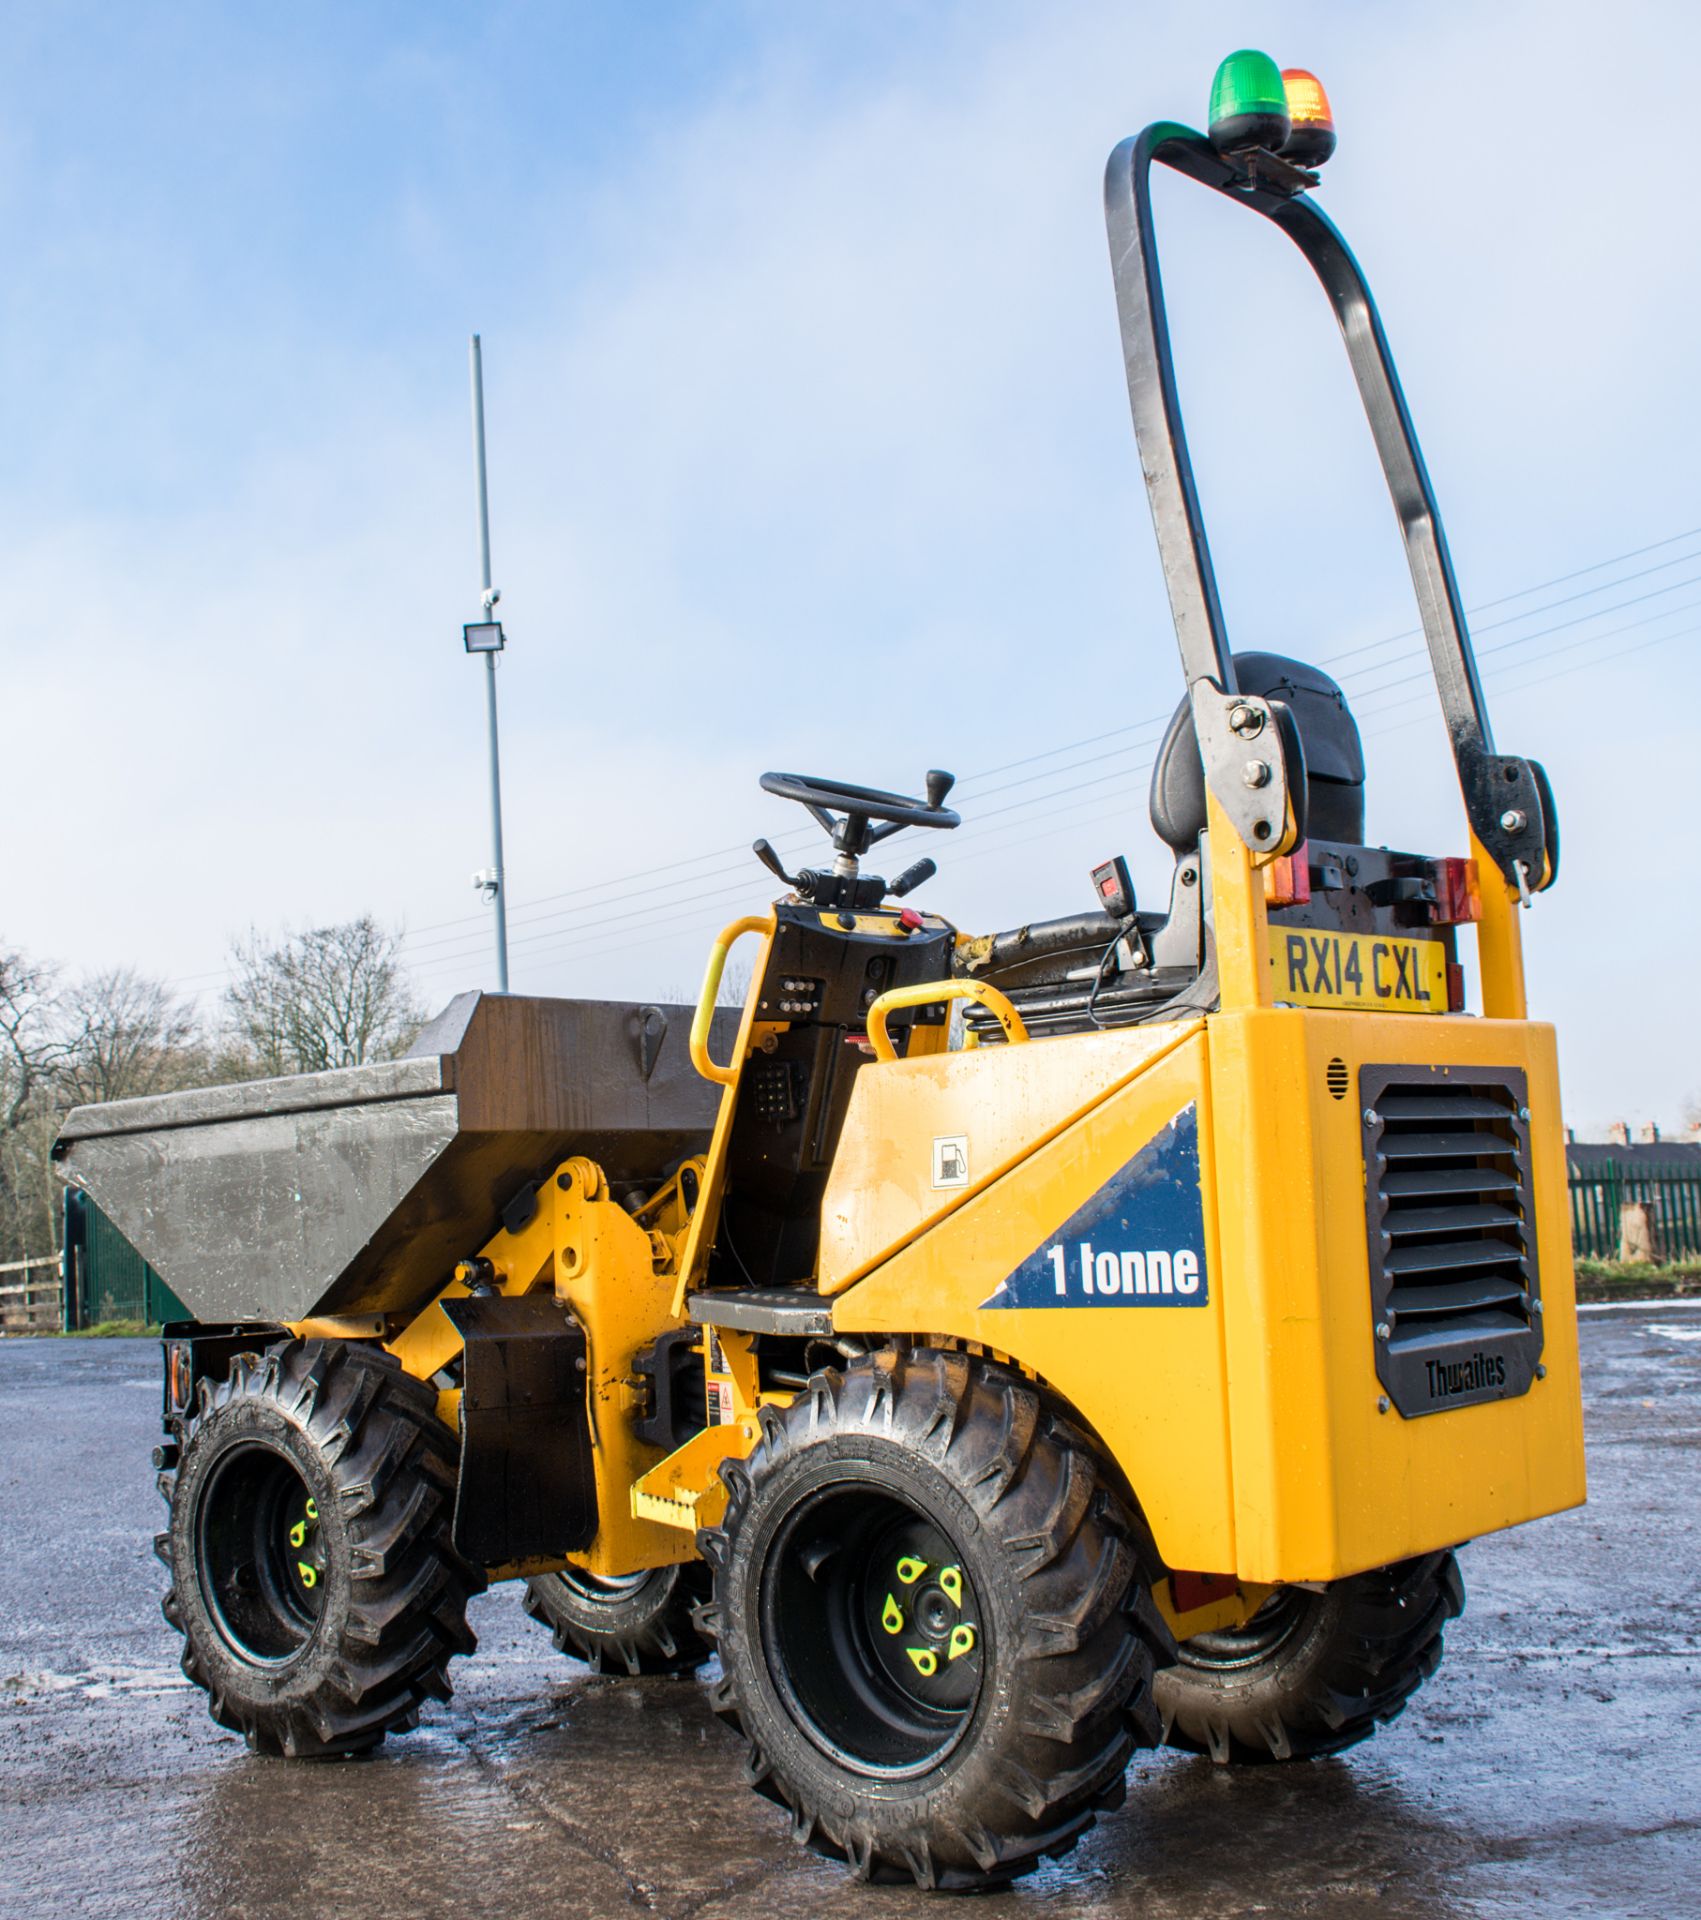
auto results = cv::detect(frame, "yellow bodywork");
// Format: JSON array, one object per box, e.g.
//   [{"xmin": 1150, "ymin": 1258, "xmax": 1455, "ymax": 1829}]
[
  {"xmin": 808, "ymin": 799, "xmax": 1583, "ymax": 1585},
  {"xmin": 380, "ymin": 1154, "xmax": 705, "ymax": 1579},
  {"xmin": 360, "ymin": 775, "xmax": 1583, "ymax": 1615},
  {"xmin": 823, "ymin": 1005, "xmax": 1582, "ymax": 1584}
]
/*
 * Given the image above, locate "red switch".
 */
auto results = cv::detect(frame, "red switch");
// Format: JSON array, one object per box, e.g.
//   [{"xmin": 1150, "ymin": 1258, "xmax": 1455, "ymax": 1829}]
[{"xmin": 898, "ymin": 908, "xmax": 923, "ymax": 931}]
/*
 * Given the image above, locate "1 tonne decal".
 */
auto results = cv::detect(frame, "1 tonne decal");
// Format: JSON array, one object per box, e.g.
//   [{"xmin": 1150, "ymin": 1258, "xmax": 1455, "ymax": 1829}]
[{"xmin": 978, "ymin": 1104, "xmax": 1208, "ymax": 1310}]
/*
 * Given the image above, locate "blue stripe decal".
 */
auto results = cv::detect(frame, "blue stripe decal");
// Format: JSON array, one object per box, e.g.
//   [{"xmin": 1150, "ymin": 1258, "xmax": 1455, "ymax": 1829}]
[{"xmin": 978, "ymin": 1103, "xmax": 1208, "ymax": 1310}]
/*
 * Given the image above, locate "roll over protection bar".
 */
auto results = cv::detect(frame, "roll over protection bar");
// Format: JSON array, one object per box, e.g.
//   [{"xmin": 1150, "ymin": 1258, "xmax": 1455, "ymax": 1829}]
[{"xmin": 1104, "ymin": 124, "xmax": 1555, "ymax": 893}]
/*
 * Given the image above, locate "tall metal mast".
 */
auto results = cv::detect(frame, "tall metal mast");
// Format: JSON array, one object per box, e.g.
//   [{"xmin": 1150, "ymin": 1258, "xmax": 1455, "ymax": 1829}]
[{"xmin": 464, "ymin": 333, "xmax": 510, "ymax": 993}]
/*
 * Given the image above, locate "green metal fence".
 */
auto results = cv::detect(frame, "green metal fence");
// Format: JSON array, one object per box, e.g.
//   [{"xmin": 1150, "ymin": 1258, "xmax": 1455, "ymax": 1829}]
[
  {"xmin": 61, "ymin": 1188, "xmax": 190, "ymax": 1327},
  {"xmin": 1567, "ymin": 1165, "xmax": 1701, "ymax": 1261}
]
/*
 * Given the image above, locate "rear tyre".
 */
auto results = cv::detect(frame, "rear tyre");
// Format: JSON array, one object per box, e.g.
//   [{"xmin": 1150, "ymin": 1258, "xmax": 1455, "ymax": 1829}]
[
  {"xmin": 697, "ymin": 1348, "xmax": 1169, "ymax": 1890},
  {"xmin": 1155, "ymin": 1551, "xmax": 1465, "ymax": 1765},
  {"xmin": 157, "ymin": 1338, "xmax": 486, "ymax": 1757},
  {"xmin": 522, "ymin": 1562, "xmax": 713, "ymax": 1676}
]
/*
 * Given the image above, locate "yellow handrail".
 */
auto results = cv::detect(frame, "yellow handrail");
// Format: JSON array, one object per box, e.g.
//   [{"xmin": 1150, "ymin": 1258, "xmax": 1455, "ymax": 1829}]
[
  {"xmin": 689, "ymin": 916, "xmax": 771, "ymax": 1085},
  {"xmin": 866, "ymin": 979, "xmax": 1028, "ymax": 1062}
]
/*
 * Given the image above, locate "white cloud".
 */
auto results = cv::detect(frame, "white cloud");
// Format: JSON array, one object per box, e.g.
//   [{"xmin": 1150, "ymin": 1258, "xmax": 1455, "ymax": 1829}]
[{"xmin": 3, "ymin": 0, "xmax": 1697, "ymax": 1130}]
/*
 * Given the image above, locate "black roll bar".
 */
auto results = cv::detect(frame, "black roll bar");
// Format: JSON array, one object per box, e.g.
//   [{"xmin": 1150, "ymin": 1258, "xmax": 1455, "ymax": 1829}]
[{"xmin": 1104, "ymin": 124, "xmax": 1553, "ymax": 892}]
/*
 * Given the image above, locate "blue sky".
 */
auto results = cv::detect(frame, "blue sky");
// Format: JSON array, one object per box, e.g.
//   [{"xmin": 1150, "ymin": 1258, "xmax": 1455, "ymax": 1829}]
[{"xmin": 4, "ymin": 0, "xmax": 1698, "ymax": 1134}]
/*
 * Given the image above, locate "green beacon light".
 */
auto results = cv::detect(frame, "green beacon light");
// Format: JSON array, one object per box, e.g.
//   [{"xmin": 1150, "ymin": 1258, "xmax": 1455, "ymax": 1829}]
[{"xmin": 1207, "ymin": 49, "xmax": 1290, "ymax": 156}]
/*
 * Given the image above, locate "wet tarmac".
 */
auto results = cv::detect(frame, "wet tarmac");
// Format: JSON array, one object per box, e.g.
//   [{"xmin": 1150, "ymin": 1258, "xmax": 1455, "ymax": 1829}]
[{"xmin": 1, "ymin": 1311, "xmax": 1696, "ymax": 1920}]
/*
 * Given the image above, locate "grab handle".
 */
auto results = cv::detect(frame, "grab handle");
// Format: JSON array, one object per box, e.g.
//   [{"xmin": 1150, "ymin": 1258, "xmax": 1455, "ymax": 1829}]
[
  {"xmin": 690, "ymin": 917, "xmax": 770, "ymax": 1086},
  {"xmin": 866, "ymin": 979, "xmax": 1028, "ymax": 1063}
]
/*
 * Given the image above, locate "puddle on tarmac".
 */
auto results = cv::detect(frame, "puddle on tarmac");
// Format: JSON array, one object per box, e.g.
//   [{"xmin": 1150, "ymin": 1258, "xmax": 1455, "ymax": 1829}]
[{"xmin": 3, "ymin": 1663, "xmax": 191, "ymax": 1701}]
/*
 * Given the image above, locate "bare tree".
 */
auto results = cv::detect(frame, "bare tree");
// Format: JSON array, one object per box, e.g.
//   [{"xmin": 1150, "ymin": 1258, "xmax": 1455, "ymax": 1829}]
[
  {"xmin": 718, "ymin": 958, "xmax": 753, "ymax": 1008},
  {"xmin": 52, "ymin": 968, "xmax": 208, "ymax": 1107},
  {"xmin": 0, "ymin": 945, "xmax": 68, "ymax": 1135},
  {"xmin": 0, "ymin": 923, "xmax": 422, "ymax": 1258},
  {"xmin": 664, "ymin": 958, "xmax": 753, "ymax": 1010},
  {"xmin": 0, "ymin": 946, "xmax": 76, "ymax": 1260},
  {"xmin": 0, "ymin": 917, "xmax": 425, "ymax": 1250},
  {"xmin": 0, "ymin": 947, "xmax": 215, "ymax": 1260},
  {"xmin": 221, "ymin": 917, "xmax": 426, "ymax": 1077}
]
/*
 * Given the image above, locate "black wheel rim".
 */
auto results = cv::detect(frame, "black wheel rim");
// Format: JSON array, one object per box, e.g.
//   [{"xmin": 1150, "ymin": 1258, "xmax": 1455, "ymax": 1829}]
[
  {"xmin": 195, "ymin": 1441, "xmax": 326, "ymax": 1665},
  {"xmin": 1179, "ymin": 1588, "xmax": 1312, "ymax": 1671},
  {"xmin": 761, "ymin": 1484, "xmax": 985, "ymax": 1778}
]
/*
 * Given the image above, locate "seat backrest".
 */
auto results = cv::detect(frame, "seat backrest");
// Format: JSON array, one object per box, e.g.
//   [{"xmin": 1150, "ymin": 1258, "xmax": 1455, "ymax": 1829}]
[{"xmin": 1148, "ymin": 651, "xmax": 1365, "ymax": 852}]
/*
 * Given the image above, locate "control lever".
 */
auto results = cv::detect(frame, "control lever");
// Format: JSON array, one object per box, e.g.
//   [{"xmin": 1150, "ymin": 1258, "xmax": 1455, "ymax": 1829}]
[
  {"xmin": 752, "ymin": 839, "xmax": 802, "ymax": 888},
  {"xmin": 888, "ymin": 858, "xmax": 937, "ymax": 899},
  {"xmin": 925, "ymin": 769, "xmax": 956, "ymax": 809}
]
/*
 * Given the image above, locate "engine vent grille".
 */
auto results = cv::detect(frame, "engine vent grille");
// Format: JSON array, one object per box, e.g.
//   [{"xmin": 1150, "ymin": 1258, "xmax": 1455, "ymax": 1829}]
[{"xmin": 1361, "ymin": 1064, "xmax": 1543, "ymax": 1418}]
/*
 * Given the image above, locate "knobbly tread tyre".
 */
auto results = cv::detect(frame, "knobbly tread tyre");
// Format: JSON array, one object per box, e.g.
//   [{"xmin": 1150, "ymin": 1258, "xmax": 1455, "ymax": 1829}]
[
  {"xmin": 156, "ymin": 1337, "xmax": 486, "ymax": 1758},
  {"xmin": 695, "ymin": 1347, "xmax": 1169, "ymax": 1891},
  {"xmin": 521, "ymin": 1562, "xmax": 713, "ymax": 1676},
  {"xmin": 1156, "ymin": 1550, "xmax": 1465, "ymax": 1766}
]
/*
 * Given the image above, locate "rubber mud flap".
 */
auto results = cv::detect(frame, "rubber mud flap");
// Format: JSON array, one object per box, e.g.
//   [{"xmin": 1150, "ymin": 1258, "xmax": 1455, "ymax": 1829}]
[{"xmin": 443, "ymin": 1292, "xmax": 596, "ymax": 1564}]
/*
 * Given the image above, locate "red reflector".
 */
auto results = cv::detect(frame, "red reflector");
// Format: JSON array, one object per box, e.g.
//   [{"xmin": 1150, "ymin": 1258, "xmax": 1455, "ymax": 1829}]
[
  {"xmin": 1170, "ymin": 1569, "xmax": 1235, "ymax": 1613},
  {"xmin": 1446, "ymin": 962, "xmax": 1466, "ymax": 1013},
  {"xmin": 1431, "ymin": 857, "xmax": 1481, "ymax": 926},
  {"xmin": 1262, "ymin": 840, "xmax": 1312, "ymax": 908}
]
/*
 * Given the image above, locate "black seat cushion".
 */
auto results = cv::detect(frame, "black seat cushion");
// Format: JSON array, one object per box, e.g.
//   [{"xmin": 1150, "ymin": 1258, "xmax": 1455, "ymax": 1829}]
[{"xmin": 1148, "ymin": 652, "xmax": 1365, "ymax": 852}]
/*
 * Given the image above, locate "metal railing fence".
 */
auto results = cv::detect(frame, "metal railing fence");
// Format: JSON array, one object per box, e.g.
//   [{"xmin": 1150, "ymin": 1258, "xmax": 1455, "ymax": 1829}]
[{"xmin": 1568, "ymin": 1166, "xmax": 1701, "ymax": 1261}]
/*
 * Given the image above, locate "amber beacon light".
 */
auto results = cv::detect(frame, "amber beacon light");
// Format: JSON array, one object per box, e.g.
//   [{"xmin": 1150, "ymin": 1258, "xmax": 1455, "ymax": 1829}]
[{"xmin": 1280, "ymin": 67, "xmax": 1337, "ymax": 167}]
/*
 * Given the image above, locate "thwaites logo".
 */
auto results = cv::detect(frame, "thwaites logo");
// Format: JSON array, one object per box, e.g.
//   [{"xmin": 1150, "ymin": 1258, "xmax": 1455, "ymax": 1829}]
[
  {"xmin": 1424, "ymin": 1350, "xmax": 1508, "ymax": 1403},
  {"xmin": 979, "ymin": 1105, "xmax": 1208, "ymax": 1311}
]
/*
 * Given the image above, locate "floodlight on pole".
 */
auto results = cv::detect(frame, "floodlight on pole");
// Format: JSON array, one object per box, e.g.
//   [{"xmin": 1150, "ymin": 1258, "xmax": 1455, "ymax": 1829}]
[{"xmin": 467, "ymin": 333, "xmax": 510, "ymax": 993}]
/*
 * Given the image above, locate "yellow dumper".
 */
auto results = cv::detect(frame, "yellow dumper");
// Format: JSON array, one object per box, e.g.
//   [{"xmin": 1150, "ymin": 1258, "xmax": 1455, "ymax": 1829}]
[{"xmin": 58, "ymin": 54, "xmax": 1582, "ymax": 1892}]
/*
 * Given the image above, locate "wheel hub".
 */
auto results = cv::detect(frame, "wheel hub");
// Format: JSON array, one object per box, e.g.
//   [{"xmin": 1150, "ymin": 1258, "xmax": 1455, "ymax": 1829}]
[
  {"xmin": 287, "ymin": 1496, "xmax": 323, "ymax": 1602},
  {"xmin": 864, "ymin": 1522, "xmax": 981, "ymax": 1705},
  {"xmin": 195, "ymin": 1441, "xmax": 327, "ymax": 1666},
  {"xmin": 762, "ymin": 1486, "xmax": 985, "ymax": 1778}
]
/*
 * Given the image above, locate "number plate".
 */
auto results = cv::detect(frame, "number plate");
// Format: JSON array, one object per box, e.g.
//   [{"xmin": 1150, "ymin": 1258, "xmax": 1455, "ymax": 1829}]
[{"xmin": 1270, "ymin": 929, "xmax": 1446, "ymax": 1014}]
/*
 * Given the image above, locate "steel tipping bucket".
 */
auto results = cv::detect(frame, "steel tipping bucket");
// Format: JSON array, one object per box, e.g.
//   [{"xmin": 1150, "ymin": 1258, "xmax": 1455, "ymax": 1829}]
[{"xmin": 53, "ymin": 992, "xmax": 731, "ymax": 1325}]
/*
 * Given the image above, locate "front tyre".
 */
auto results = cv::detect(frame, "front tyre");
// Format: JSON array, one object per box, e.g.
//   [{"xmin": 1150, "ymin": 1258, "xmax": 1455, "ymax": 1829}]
[
  {"xmin": 521, "ymin": 1562, "xmax": 713, "ymax": 1676},
  {"xmin": 158, "ymin": 1339, "xmax": 486, "ymax": 1757},
  {"xmin": 698, "ymin": 1349, "xmax": 1169, "ymax": 1890},
  {"xmin": 1155, "ymin": 1551, "xmax": 1465, "ymax": 1765}
]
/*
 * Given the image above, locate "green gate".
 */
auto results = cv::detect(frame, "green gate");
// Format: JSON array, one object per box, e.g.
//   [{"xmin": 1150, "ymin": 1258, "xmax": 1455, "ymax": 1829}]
[
  {"xmin": 61, "ymin": 1188, "xmax": 191, "ymax": 1327},
  {"xmin": 1567, "ymin": 1164, "xmax": 1701, "ymax": 1261}
]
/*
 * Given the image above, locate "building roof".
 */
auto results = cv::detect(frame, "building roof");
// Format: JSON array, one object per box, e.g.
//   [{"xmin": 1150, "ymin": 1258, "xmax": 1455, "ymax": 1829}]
[{"xmin": 1566, "ymin": 1139, "xmax": 1701, "ymax": 1175}]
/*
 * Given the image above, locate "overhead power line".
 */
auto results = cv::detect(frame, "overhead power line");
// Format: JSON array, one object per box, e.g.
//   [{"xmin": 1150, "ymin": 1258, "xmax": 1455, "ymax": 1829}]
[
  {"xmin": 394, "ymin": 524, "xmax": 1701, "ymax": 950},
  {"xmin": 1312, "ymin": 521, "xmax": 1701, "ymax": 669},
  {"xmin": 402, "ymin": 545, "xmax": 1701, "ymax": 979},
  {"xmin": 170, "ymin": 524, "xmax": 1698, "ymax": 998},
  {"xmin": 412, "ymin": 595, "xmax": 1694, "ymax": 985}
]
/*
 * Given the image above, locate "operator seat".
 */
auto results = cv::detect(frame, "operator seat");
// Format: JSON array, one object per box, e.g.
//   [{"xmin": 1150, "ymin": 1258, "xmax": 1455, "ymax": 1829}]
[
  {"xmin": 954, "ymin": 652, "xmax": 1366, "ymax": 1035},
  {"xmin": 1149, "ymin": 651, "xmax": 1365, "ymax": 850}
]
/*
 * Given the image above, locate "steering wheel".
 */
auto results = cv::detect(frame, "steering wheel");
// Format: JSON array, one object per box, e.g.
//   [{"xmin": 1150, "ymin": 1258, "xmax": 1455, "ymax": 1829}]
[{"xmin": 759, "ymin": 770, "xmax": 959, "ymax": 854}]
